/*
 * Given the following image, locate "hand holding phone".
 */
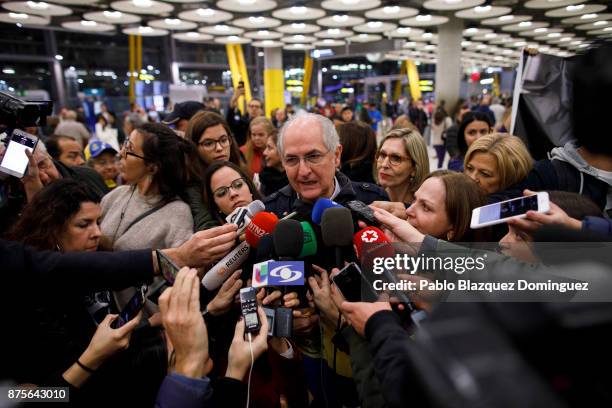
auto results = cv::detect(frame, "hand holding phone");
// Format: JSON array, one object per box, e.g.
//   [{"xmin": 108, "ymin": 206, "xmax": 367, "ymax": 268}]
[
  {"xmin": 0, "ymin": 129, "xmax": 39, "ymax": 178},
  {"xmin": 331, "ymin": 262, "xmax": 378, "ymax": 303},
  {"xmin": 112, "ymin": 285, "xmax": 147, "ymax": 329},
  {"xmin": 240, "ymin": 287, "xmax": 261, "ymax": 334},
  {"xmin": 156, "ymin": 250, "xmax": 180, "ymax": 285},
  {"xmin": 470, "ymin": 192, "xmax": 550, "ymax": 229}
]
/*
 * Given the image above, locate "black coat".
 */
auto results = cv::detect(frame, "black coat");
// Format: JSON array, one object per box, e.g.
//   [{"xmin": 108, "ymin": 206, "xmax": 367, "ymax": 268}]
[
  {"xmin": 259, "ymin": 167, "xmax": 289, "ymax": 197},
  {"xmin": 340, "ymin": 160, "xmax": 376, "ymax": 184}
]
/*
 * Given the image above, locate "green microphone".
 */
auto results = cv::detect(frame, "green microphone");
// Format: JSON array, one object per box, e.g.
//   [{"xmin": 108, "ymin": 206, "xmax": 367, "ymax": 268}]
[{"xmin": 299, "ymin": 221, "xmax": 318, "ymax": 258}]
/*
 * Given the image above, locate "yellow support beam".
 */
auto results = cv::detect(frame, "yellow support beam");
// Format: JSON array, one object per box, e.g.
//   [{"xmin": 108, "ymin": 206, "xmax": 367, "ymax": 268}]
[
  {"xmin": 405, "ymin": 59, "xmax": 422, "ymax": 101},
  {"xmin": 136, "ymin": 34, "xmax": 142, "ymax": 76},
  {"xmin": 234, "ymin": 44, "xmax": 253, "ymax": 103},
  {"xmin": 129, "ymin": 35, "xmax": 135, "ymax": 103},
  {"xmin": 264, "ymin": 68, "xmax": 284, "ymax": 118},
  {"xmin": 225, "ymin": 44, "xmax": 244, "ymax": 114},
  {"xmin": 300, "ymin": 52, "xmax": 313, "ymax": 106},
  {"xmin": 393, "ymin": 61, "xmax": 407, "ymax": 102}
]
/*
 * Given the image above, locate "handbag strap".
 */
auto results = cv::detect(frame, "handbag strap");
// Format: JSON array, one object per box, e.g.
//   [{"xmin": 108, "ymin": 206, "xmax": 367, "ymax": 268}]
[{"xmin": 123, "ymin": 198, "xmax": 177, "ymax": 235}]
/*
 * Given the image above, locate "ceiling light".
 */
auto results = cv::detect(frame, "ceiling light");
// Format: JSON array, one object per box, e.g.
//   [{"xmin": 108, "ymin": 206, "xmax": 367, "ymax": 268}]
[
  {"xmin": 290, "ymin": 6, "xmax": 307, "ymax": 15},
  {"xmin": 257, "ymin": 30, "xmax": 269, "ymax": 35},
  {"xmin": 466, "ymin": 27, "xmax": 478, "ymax": 34},
  {"xmin": 81, "ymin": 20, "xmax": 97, "ymax": 26},
  {"xmin": 104, "ymin": 11, "xmax": 122, "ymax": 18},
  {"xmin": 367, "ymin": 21, "xmax": 383, "ymax": 28},
  {"xmin": 485, "ymin": 33, "xmax": 497, "ymax": 38},
  {"xmin": 581, "ymin": 13, "xmax": 597, "ymax": 19},
  {"xmin": 323, "ymin": 38, "xmax": 335, "ymax": 43},
  {"xmin": 249, "ymin": 16, "xmax": 265, "ymax": 23},
  {"xmin": 384, "ymin": 6, "xmax": 400, "ymax": 14},
  {"xmin": 187, "ymin": 32, "xmax": 200, "ymax": 38},
  {"xmin": 228, "ymin": 35, "xmax": 240, "ymax": 41},
  {"xmin": 605, "ymin": 27, "xmax": 612, "ymax": 31},
  {"xmin": 133, "ymin": 0, "xmax": 152, "ymax": 7},
  {"xmin": 422, "ymin": 32, "xmax": 433, "ymax": 38},
  {"xmin": 341, "ymin": 0, "xmax": 360, "ymax": 4},
  {"xmin": 475, "ymin": 5, "xmax": 491, "ymax": 13},
  {"xmin": 333, "ymin": 15, "xmax": 349, "ymax": 22},
  {"xmin": 477, "ymin": 44, "xmax": 487, "ymax": 49},
  {"xmin": 416, "ymin": 15, "xmax": 432, "ymax": 22},
  {"xmin": 262, "ymin": 39, "xmax": 273, "ymax": 44},
  {"xmin": 55, "ymin": 54, "xmax": 63, "ymax": 60},
  {"xmin": 215, "ymin": 24, "xmax": 229, "ymax": 31},
  {"xmin": 397, "ymin": 27, "xmax": 411, "ymax": 34},
  {"xmin": 445, "ymin": 0, "xmax": 462, "ymax": 3},
  {"xmin": 138, "ymin": 26, "xmax": 153, "ymax": 33},
  {"xmin": 514, "ymin": 41, "xmax": 526, "ymax": 46},
  {"xmin": 559, "ymin": 37, "xmax": 572, "ymax": 41},
  {"xmin": 9, "ymin": 12, "xmax": 29, "ymax": 19},
  {"xmin": 461, "ymin": 40, "xmax": 472, "ymax": 46},
  {"xmin": 518, "ymin": 21, "xmax": 532, "ymax": 27},
  {"xmin": 26, "ymin": 1, "xmax": 49, "ymax": 9},
  {"xmin": 328, "ymin": 28, "xmax": 340, "ymax": 34},
  {"xmin": 293, "ymin": 34, "xmax": 305, "ymax": 39},
  {"xmin": 499, "ymin": 15, "xmax": 514, "ymax": 21},
  {"xmin": 534, "ymin": 27, "xmax": 547, "ymax": 33},
  {"xmin": 547, "ymin": 32, "xmax": 561, "ymax": 38},
  {"xmin": 165, "ymin": 18, "xmax": 181, "ymax": 25},
  {"xmin": 3, "ymin": 68, "xmax": 16, "ymax": 74},
  {"xmin": 565, "ymin": 4, "xmax": 585, "ymax": 12},
  {"xmin": 359, "ymin": 33, "xmax": 369, "ymax": 38},
  {"xmin": 238, "ymin": 0, "xmax": 256, "ymax": 4},
  {"xmin": 292, "ymin": 22, "xmax": 305, "ymax": 28},
  {"xmin": 196, "ymin": 8, "xmax": 215, "ymax": 16},
  {"xmin": 594, "ymin": 20, "xmax": 608, "ymax": 26}
]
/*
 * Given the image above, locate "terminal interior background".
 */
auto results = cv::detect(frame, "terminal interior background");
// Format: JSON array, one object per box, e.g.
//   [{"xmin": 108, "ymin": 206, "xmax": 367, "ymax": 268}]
[{"xmin": 0, "ymin": 0, "xmax": 609, "ymax": 117}]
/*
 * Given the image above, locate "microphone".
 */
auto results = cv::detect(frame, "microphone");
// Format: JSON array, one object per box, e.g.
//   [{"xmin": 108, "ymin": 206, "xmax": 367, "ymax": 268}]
[
  {"xmin": 346, "ymin": 200, "xmax": 381, "ymax": 227},
  {"xmin": 312, "ymin": 198, "xmax": 342, "ymax": 225},
  {"xmin": 246, "ymin": 212, "xmax": 278, "ymax": 248},
  {"xmin": 253, "ymin": 220, "xmax": 305, "ymax": 287},
  {"xmin": 354, "ymin": 226, "xmax": 412, "ymax": 306},
  {"xmin": 201, "ymin": 240, "xmax": 250, "ymax": 290},
  {"xmin": 321, "ymin": 207, "xmax": 355, "ymax": 268},
  {"xmin": 226, "ymin": 200, "xmax": 265, "ymax": 234},
  {"xmin": 299, "ymin": 221, "xmax": 318, "ymax": 258}
]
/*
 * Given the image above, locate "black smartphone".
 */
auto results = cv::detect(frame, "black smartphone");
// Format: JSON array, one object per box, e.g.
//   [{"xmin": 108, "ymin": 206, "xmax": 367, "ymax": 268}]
[
  {"xmin": 156, "ymin": 249, "xmax": 179, "ymax": 285},
  {"xmin": 332, "ymin": 262, "xmax": 378, "ymax": 302},
  {"xmin": 240, "ymin": 287, "xmax": 260, "ymax": 334},
  {"xmin": 112, "ymin": 285, "xmax": 147, "ymax": 329}
]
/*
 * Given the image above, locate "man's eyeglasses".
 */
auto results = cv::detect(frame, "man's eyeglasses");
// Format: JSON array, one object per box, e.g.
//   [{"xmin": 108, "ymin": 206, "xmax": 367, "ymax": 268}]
[
  {"xmin": 376, "ymin": 151, "xmax": 409, "ymax": 167},
  {"xmin": 198, "ymin": 135, "xmax": 231, "ymax": 151},
  {"xmin": 121, "ymin": 140, "xmax": 148, "ymax": 161},
  {"xmin": 283, "ymin": 149, "xmax": 330, "ymax": 168},
  {"xmin": 213, "ymin": 178, "xmax": 246, "ymax": 199}
]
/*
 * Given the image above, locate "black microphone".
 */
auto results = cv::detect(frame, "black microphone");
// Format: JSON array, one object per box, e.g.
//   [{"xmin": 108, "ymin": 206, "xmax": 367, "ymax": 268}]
[
  {"xmin": 255, "ymin": 233, "xmax": 276, "ymax": 263},
  {"xmin": 345, "ymin": 200, "xmax": 381, "ymax": 227},
  {"xmin": 273, "ymin": 219, "xmax": 304, "ymax": 261},
  {"xmin": 321, "ymin": 207, "xmax": 355, "ymax": 269}
]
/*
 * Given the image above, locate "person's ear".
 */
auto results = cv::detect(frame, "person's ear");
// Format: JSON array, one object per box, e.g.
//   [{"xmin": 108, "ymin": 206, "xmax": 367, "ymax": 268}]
[
  {"xmin": 334, "ymin": 144, "xmax": 343, "ymax": 167},
  {"xmin": 148, "ymin": 163, "xmax": 158, "ymax": 175},
  {"xmin": 446, "ymin": 227, "xmax": 455, "ymax": 241}
]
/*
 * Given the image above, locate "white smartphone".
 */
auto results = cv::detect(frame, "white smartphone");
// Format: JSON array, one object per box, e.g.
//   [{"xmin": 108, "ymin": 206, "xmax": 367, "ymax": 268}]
[
  {"xmin": 0, "ymin": 129, "xmax": 39, "ymax": 178},
  {"xmin": 470, "ymin": 192, "xmax": 550, "ymax": 229}
]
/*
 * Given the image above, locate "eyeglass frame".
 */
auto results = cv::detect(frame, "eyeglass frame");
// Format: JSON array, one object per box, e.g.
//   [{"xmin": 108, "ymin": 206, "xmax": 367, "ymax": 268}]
[
  {"xmin": 376, "ymin": 150, "xmax": 411, "ymax": 167},
  {"xmin": 282, "ymin": 148, "xmax": 332, "ymax": 168},
  {"xmin": 120, "ymin": 140, "xmax": 149, "ymax": 161},
  {"xmin": 197, "ymin": 135, "xmax": 232, "ymax": 151},
  {"xmin": 213, "ymin": 177, "xmax": 247, "ymax": 199}
]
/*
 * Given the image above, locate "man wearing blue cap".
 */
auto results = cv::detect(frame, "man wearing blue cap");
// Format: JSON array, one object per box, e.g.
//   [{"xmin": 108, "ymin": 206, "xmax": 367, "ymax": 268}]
[{"xmin": 85, "ymin": 141, "xmax": 120, "ymax": 190}]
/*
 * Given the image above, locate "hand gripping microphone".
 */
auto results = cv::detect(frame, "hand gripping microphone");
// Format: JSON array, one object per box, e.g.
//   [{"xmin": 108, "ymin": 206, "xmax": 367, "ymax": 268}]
[
  {"xmin": 202, "ymin": 208, "xmax": 272, "ymax": 291},
  {"xmin": 226, "ymin": 200, "xmax": 265, "ymax": 234},
  {"xmin": 312, "ymin": 198, "xmax": 342, "ymax": 225},
  {"xmin": 246, "ymin": 212, "xmax": 279, "ymax": 248},
  {"xmin": 321, "ymin": 207, "xmax": 355, "ymax": 268}
]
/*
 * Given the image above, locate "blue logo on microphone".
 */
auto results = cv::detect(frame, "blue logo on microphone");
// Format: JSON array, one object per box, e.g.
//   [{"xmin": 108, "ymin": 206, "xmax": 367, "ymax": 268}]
[{"xmin": 268, "ymin": 261, "xmax": 305, "ymax": 285}]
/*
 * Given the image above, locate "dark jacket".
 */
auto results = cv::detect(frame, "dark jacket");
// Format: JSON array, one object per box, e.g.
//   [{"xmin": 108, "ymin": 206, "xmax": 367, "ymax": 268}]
[
  {"xmin": 259, "ymin": 166, "xmax": 289, "ymax": 197},
  {"xmin": 444, "ymin": 123, "xmax": 459, "ymax": 158},
  {"xmin": 263, "ymin": 171, "xmax": 388, "ymax": 220},
  {"xmin": 340, "ymin": 160, "xmax": 376, "ymax": 184},
  {"xmin": 1, "ymin": 240, "xmax": 154, "ymax": 383},
  {"xmin": 183, "ymin": 184, "xmax": 221, "ymax": 231},
  {"xmin": 55, "ymin": 159, "xmax": 109, "ymax": 199},
  {"xmin": 226, "ymin": 106, "xmax": 251, "ymax": 147}
]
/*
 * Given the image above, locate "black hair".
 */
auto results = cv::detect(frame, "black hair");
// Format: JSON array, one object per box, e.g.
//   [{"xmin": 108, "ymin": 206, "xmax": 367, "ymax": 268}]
[
  {"xmin": 135, "ymin": 122, "xmax": 203, "ymax": 204},
  {"xmin": 46, "ymin": 134, "xmax": 77, "ymax": 160},
  {"xmin": 572, "ymin": 41, "xmax": 612, "ymax": 155},
  {"xmin": 7, "ymin": 179, "xmax": 100, "ymax": 250},
  {"xmin": 457, "ymin": 111, "xmax": 495, "ymax": 156}
]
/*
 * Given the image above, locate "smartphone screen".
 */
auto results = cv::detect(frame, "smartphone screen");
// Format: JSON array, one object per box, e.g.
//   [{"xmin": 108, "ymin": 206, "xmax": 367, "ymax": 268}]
[
  {"xmin": 479, "ymin": 195, "xmax": 539, "ymax": 224},
  {"xmin": 157, "ymin": 250, "xmax": 179, "ymax": 285},
  {"xmin": 112, "ymin": 286, "xmax": 146, "ymax": 329},
  {"xmin": 332, "ymin": 263, "xmax": 378, "ymax": 303},
  {"xmin": 0, "ymin": 130, "xmax": 38, "ymax": 177}
]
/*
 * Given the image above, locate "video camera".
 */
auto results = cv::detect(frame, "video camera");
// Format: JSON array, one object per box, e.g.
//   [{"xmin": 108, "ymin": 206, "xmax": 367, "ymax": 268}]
[{"xmin": 0, "ymin": 91, "xmax": 53, "ymax": 131}]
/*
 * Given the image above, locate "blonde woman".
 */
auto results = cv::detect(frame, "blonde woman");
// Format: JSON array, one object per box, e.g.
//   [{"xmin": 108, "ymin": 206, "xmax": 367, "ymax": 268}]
[
  {"xmin": 241, "ymin": 116, "xmax": 275, "ymax": 175},
  {"xmin": 375, "ymin": 128, "xmax": 430, "ymax": 205},
  {"xmin": 464, "ymin": 133, "xmax": 533, "ymax": 194}
]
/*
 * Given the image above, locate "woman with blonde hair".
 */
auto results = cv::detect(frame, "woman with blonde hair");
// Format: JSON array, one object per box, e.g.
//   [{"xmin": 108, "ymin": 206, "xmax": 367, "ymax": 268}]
[
  {"xmin": 464, "ymin": 133, "xmax": 533, "ymax": 195},
  {"xmin": 375, "ymin": 127, "xmax": 430, "ymax": 205},
  {"xmin": 241, "ymin": 116, "xmax": 274, "ymax": 175}
]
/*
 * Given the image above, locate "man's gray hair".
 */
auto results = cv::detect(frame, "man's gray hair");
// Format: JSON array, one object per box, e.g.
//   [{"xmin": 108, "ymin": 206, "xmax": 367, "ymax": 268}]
[
  {"xmin": 125, "ymin": 112, "xmax": 145, "ymax": 127},
  {"xmin": 277, "ymin": 110, "xmax": 339, "ymax": 157}
]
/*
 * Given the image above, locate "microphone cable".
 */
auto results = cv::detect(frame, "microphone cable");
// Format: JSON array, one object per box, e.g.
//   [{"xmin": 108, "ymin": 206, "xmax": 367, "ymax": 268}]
[{"xmin": 246, "ymin": 332, "xmax": 254, "ymax": 408}]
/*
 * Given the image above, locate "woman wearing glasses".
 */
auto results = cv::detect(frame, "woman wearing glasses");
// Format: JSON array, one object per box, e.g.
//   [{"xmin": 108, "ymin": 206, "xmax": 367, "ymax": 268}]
[
  {"xmin": 375, "ymin": 128, "xmax": 430, "ymax": 205},
  {"xmin": 184, "ymin": 111, "xmax": 248, "ymax": 230},
  {"xmin": 100, "ymin": 123, "xmax": 196, "ymax": 309},
  {"xmin": 203, "ymin": 161, "xmax": 262, "ymax": 223}
]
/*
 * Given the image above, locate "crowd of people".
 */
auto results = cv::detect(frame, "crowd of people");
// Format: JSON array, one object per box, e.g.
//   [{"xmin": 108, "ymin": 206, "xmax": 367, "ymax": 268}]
[{"xmin": 1, "ymin": 42, "xmax": 612, "ymax": 408}]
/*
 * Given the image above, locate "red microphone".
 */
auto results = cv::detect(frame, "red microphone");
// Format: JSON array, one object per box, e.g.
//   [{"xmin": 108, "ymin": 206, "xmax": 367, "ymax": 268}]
[
  {"xmin": 353, "ymin": 226, "xmax": 394, "ymax": 260},
  {"xmin": 246, "ymin": 212, "xmax": 279, "ymax": 248}
]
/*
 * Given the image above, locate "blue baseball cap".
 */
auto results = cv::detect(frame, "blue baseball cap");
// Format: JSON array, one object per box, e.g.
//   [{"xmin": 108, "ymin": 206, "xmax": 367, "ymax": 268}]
[{"xmin": 85, "ymin": 140, "xmax": 117, "ymax": 161}]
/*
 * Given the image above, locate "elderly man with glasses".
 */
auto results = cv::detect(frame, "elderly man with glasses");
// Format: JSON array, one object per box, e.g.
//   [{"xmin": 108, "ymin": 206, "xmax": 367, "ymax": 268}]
[{"xmin": 263, "ymin": 111, "xmax": 387, "ymax": 408}]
